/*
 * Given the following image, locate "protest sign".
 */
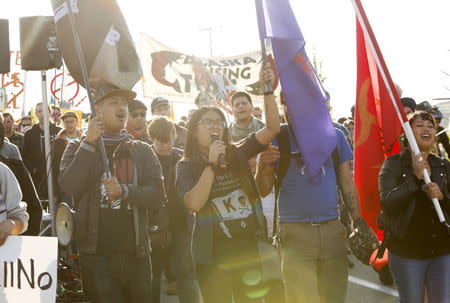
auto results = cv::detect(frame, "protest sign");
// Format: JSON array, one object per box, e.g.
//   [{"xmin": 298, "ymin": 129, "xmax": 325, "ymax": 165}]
[
  {"xmin": 0, "ymin": 236, "xmax": 57, "ymax": 303},
  {"xmin": 140, "ymin": 34, "xmax": 279, "ymax": 106}
]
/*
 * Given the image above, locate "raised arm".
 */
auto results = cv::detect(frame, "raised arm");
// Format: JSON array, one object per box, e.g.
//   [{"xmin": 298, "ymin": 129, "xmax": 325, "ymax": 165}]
[{"xmin": 255, "ymin": 64, "xmax": 280, "ymax": 145}]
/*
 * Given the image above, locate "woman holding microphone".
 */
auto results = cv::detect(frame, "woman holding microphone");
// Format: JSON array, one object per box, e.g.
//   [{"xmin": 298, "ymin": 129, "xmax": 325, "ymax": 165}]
[{"xmin": 176, "ymin": 64, "xmax": 280, "ymax": 303}]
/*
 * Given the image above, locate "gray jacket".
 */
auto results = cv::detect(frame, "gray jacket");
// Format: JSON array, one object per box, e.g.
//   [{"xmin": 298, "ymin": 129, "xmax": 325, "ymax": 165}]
[
  {"xmin": 0, "ymin": 162, "xmax": 29, "ymax": 234},
  {"xmin": 59, "ymin": 139, "xmax": 166, "ymax": 256}
]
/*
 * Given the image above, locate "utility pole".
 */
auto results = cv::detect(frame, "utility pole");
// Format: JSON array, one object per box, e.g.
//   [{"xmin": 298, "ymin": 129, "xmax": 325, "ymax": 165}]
[{"xmin": 199, "ymin": 26, "xmax": 221, "ymax": 57}]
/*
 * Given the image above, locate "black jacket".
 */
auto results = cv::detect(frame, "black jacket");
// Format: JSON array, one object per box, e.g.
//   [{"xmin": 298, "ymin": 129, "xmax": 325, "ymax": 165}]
[
  {"xmin": 378, "ymin": 150, "xmax": 450, "ymax": 258},
  {"xmin": 153, "ymin": 147, "xmax": 187, "ymax": 232},
  {"xmin": 23, "ymin": 123, "xmax": 61, "ymax": 199},
  {"xmin": 59, "ymin": 139, "xmax": 166, "ymax": 256},
  {"xmin": 0, "ymin": 155, "xmax": 42, "ymax": 235}
]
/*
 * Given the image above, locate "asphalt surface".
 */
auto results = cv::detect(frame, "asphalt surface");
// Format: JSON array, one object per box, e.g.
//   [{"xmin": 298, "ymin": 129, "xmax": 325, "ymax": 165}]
[
  {"xmin": 159, "ymin": 254, "xmax": 399, "ymax": 303},
  {"xmin": 72, "ymin": 255, "xmax": 398, "ymax": 303}
]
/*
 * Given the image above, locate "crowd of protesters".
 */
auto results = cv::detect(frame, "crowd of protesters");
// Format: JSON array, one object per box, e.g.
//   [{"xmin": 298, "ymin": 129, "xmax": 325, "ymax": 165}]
[{"xmin": 0, "ymin": 68, "xmax": 449, "ymax": 303}]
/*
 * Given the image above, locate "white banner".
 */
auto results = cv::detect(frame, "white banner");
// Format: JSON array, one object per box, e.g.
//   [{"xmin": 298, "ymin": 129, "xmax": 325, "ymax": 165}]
[
  {"xmin": 139, "ymin": 34, "xmax": 279, "ymax": 106},
  {"xmin": 0, "ymin": 236, "xmax": 58, "ymax": 303}
]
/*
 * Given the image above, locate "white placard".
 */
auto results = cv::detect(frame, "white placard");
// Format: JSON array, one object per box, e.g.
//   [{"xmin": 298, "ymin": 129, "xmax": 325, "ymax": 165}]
[{"xmin": 0, "ymin": 236, "xmax": 58, "ymax": 303}]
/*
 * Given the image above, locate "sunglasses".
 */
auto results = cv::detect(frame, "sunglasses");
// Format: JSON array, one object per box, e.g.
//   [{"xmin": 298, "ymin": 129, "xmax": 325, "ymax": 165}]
[
  {"xmin": 197, "ymin": 119, "xmax": 227, "ymax": 130},
  {"xmin": 131, "ymin": 112, "xmax": 146, "ymax": 118}
]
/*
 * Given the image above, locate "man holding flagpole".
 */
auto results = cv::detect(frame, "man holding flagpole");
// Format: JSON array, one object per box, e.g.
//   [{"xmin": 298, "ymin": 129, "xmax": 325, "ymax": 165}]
[
  {"xmin": 254, "ymin": 1, "xmax": 372, "ymax": 302},
  {"xmin": 256, "ymin": 93, "xmax": 364, "ymax": 303}
]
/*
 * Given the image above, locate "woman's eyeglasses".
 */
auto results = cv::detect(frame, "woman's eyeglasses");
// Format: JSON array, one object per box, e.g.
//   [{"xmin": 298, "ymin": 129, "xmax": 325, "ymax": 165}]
[
  {"xmin": 198, "ymin": 119, "xmax": 227, "ymax": 130},
  {"xmin": 131, "ymin": 112, "xmax": 146, "ymax": 118}
]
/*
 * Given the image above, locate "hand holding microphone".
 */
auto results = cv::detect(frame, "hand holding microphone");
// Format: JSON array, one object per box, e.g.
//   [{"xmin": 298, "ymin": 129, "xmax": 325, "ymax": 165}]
[{"xmin": 210, "ymin": 133, "xmax": 227, "ymax": 168}]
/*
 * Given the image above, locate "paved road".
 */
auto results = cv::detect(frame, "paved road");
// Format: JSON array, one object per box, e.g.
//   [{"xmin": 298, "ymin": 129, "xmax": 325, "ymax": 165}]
[
  {"xmin": 159, "ymin": 254, "xmax": 399, "ymax": 303},
  {"xmin": 346, "ymin": 255, "xmax": 397, "ymax": 303},
  {"xmin": 72, "ymin": 255, "xmax": 399, "ymax": 302}
]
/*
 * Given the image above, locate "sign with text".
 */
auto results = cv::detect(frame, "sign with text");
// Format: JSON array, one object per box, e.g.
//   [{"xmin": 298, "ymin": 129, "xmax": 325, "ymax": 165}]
[
  {"xmin": 140, "ymin": 34, "xmax": 279, "ymax": 106},
  {"xmin": 0, "ymin": 236, "xmax": 57, "ymax": 303}
]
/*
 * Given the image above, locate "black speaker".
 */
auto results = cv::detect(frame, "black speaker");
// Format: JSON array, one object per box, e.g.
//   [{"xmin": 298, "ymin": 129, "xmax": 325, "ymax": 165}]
[
  {"xmin": 20, "ymin": 16, "xmax": 62, "ymax": 71},
  {"xmin": 0, "ymin": 19, "xmax": 10, "ymax": 74}
]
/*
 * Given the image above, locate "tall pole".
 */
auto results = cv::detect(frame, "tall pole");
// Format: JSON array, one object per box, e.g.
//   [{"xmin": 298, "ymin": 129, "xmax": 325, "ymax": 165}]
[
  {"xmin": 209, "ymin": 29, "xmax": 213, "ymax": 57},
  {"xmin": 65, "ymin": 0, "xmax": 111, "ymax": 178},
  {"xmin": 41, "ymin": 70, "xmax": 56, "ymax": 236},
  {"xmin": 352, "ymin": 0, "xmax": 450, "ymax": 229},
  {"xmin": 254, "ymin": 0, "xmax": 272, "ymax": 93},
  {"xmin": 199, "ymin": 26, "xmax": 221, "ymax": 57}
]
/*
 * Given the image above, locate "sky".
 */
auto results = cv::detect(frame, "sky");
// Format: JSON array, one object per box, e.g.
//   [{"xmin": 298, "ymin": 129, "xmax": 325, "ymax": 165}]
[{"xmin": 1, "ymin": 0, "xmax": 450, "ymax": 120}]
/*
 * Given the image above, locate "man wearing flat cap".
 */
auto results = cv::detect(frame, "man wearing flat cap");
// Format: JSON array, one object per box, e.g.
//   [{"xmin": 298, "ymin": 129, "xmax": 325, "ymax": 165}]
[
  {"xmin": 151, "ymin": 97, "xmax": 187, "ymax": 149},
  {"xmin": 53, "ymin": 111, "xmax": 83, "ymax": 203},
  {"xmin": 59, "ymin": 87, "xmax": 166, "ymax": 303}
]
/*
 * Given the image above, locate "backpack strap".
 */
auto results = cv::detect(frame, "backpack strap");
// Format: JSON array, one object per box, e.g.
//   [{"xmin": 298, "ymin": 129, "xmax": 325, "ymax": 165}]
[
  {"xmin": 332, "ymin": 146, "xmax": 339, "ymax": 172},
  {"xmin": 272, "ymin": 124, "xmax": 291, "ymax": 238},
  {"xmin": 275, "ymin": 124, "xmax": 291, "ymax": 187}
]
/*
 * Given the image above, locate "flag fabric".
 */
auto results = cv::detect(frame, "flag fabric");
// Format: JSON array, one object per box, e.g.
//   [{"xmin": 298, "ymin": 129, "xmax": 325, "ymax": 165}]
[
  {"xmin": 51, "ymin": 0, "xmax": 142, "ymax": 92},
  {"xmin": 255, "ymin": 0, "xmax": 337, "ymax": 178},
  {"xmin": 353, "ymin": 0, "xmax": 406, "ymax": 238}
]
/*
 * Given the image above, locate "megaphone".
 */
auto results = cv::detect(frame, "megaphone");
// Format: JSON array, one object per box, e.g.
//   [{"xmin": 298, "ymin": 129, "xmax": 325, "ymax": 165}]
[{"xmin": 55, "ymin": 203, "xmax": 75, "ymax": 246}]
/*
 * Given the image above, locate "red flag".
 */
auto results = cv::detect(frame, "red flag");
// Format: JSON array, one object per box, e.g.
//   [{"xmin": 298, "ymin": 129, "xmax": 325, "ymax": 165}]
[{"xmin": 354, "ymin": 1, "xmax": 406, "ymax": 239}]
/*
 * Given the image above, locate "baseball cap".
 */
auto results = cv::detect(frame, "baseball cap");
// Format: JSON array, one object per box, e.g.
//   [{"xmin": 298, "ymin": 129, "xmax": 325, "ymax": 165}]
[{"xmin": 151, "ymin": 97, "xmax": 169, "ymax": 113}]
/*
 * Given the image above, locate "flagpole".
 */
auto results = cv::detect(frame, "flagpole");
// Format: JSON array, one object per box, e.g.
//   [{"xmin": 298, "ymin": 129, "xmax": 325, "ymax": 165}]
[
  {"xmin": 351, "ymin": 0, "xmax": 450, "ymax": 229},
  {"xmin": 65, "ymin": 0, "xmax": 111, "ymax": 178},
  {"xmin": 255, "ymin": 0, "xmax": 272, "ymax": 93}
]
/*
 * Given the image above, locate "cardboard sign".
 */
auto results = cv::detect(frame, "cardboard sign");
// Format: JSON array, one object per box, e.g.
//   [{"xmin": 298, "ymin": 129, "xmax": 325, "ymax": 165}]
[{"xmin": 0, "ymin": 236, "xmax": 57, "ymax": 303}]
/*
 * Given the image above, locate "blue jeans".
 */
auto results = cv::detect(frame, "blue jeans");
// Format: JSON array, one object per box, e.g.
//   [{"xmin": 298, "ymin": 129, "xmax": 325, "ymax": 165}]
[{"xmin": 389, "ymin": 252, "xmax": 450, "ymax": 303}]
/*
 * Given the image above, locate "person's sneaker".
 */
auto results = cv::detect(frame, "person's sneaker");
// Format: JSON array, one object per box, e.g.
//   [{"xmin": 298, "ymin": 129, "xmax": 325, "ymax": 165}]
[{"xmin": 165, "ymin": 281, "xmax": 177, "ymax": 296}]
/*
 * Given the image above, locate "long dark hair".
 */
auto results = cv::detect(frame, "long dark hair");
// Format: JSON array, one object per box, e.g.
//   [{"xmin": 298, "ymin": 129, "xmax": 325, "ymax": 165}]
[
  {"xmin": 184, "ymin": 106, "xmax": 230, "ymax": 160},
  {"xmin": 184, "ymin": 106, "xmax": 257, "ymax": 202}
]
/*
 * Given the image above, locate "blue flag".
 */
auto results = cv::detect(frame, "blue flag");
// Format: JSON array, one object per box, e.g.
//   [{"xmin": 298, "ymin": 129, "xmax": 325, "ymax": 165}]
[{"xmin": 256, "ymin": 0, "xmax": 338, "ymax": 179}]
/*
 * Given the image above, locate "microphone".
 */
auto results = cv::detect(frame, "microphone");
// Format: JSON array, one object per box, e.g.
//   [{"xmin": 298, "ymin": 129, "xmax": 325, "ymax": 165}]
[{"xmin": 211, "ymin": 133, "xmax": 227, "ymax": 169}]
